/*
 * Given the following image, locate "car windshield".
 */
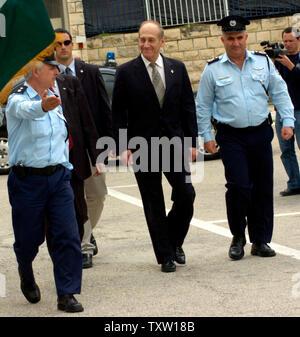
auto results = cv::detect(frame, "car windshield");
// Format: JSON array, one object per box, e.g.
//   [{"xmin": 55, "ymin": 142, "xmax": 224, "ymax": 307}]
[{"xmin": 100, "ymin": 72, "xmax": 115, "ymax": 103}]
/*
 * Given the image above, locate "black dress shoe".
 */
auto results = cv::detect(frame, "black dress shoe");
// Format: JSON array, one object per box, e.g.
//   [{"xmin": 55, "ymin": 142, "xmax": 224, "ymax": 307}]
[
  {"xmin": 82, "ymin": 253, "xmax": 93, "ymax": 269},
  {"xmin": 280, "ymin": 188, "xmax": 300, "ymax": 196},
  {"xmin": 251, "ymin": 243, "xmax": 276, "ymax": 257},
  {"xmin": 229, "ymin": 236, "xmax": 246, "ymax": 260},
  {"xmin": 161, "ymin": 260, "xmax": 176, "ymax": 273},
  {"xmin": 18, "ymin": 268, "xmax": 41, "ymax": 304},
  {"xmin": 90, "ymin": 233, "xmax": 98, "ymax": 256},
  {"xmin": 174, "ymin": 247, "xmax": 186, "ymax": 264},
  {"xmin": 57, "ymin": 294, "xmax": 84, "ymax": 313}
]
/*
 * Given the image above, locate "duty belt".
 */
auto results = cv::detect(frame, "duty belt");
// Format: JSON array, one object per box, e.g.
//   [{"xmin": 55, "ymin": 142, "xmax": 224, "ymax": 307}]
[
  {"xmin": 215, "ymin": 118, "xmax": 271, "ymax": 132},
  {"xmin": 12, "ymin": 164, "xmax": 62, "ymax": 178}
]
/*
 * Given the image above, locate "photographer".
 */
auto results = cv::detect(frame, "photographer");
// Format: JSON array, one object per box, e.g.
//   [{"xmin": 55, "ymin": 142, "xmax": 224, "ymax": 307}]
[{"xmin": 274, "ymin": 27, "xmax": 300, "ymax": 196}]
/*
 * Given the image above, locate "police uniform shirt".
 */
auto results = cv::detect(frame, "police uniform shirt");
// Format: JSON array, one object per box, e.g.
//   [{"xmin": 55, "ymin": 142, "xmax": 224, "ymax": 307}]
[
  {"xmin": 6, "ymin": 82, "xmax": 72, "ymax": 169},
  {"xmin": 196, "ymin": 50, "xmax": 295, "ymax": 142}
]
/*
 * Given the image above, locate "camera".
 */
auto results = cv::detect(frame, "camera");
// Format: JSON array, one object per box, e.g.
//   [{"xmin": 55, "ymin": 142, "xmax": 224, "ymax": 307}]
[{"xmin": 260, "ymin": 41, "xmax": 288, "ymax": 58}]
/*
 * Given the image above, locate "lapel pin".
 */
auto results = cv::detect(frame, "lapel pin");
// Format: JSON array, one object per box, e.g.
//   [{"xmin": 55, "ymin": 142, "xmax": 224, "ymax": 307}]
[{"xmin": 171, "ymin": 69, "xmax": 174, "ymax": 74}]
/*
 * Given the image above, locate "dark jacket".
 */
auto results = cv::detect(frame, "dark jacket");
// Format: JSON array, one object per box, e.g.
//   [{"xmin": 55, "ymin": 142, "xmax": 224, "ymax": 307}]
[
  {"xmin": 112, "ymin": 54, "xmax": 198, "ymax": 153},
  {"xmin": 56, "ymin": 74, "xmax": 101, "ymax": 180},
  {"xmin": 275, "ymin": 53, "xmax": 300, "ymax": 110},
  {"xmin": 74, "ymin": 59, "xmax": 113, "ymax": 138}
]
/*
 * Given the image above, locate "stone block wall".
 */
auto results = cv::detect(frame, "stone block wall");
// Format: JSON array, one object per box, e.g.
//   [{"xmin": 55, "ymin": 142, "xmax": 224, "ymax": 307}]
[{"xmin": 66, "ymin": 1, "xmax": 295, "ymax": 90}]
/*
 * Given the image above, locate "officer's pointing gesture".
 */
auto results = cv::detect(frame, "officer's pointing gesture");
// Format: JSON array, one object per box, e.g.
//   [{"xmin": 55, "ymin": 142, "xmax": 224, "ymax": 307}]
[{"xmin": 41, "ymin": 89, "xmax": 61, "ymax": 112}]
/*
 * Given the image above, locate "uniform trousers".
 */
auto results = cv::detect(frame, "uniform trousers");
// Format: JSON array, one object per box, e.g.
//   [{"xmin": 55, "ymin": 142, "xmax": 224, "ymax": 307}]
[
  {"xmin": 135, "ymin": 169, "xmax": 195, "ymax": 264},
  {"xmin": 215, "ymin": 123, "xmax": 274, "ymax": 243},
  {"xmin": 7, "ymin": 166, "xmax": 82, "ymax": 296}
]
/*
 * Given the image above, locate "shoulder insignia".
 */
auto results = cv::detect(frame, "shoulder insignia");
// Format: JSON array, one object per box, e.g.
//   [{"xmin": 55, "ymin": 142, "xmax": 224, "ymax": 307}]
[
  {"xmin": 253, "ymin": 51, "xmax": 270, "ymax": 71},
  {"xmin": 253, "ymin": 51, "xmax": 267, "ymax": 56},
  {"xmin": 11, "ymin": 85, "xmax": 27, "ymax": 95},
  {"xmin": 207, "ymin": 57, "xmax": 220, "ymax": 65}
]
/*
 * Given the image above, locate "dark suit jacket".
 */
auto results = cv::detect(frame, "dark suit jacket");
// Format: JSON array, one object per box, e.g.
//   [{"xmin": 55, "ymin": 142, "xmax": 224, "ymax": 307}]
[
  {"xmin": 112, "ymin": 54, "xmax": 198, "ymax": 155},
  {"xmin": 56, "ymin": 74, "xmax": 101, "ymax": 180},
  {"xmin": 74, "ymin": 59, "xmax": 113, "ymax": 138}
]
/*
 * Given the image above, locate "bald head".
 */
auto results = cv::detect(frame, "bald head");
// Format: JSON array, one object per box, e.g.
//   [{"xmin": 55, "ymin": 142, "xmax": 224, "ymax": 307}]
[{"xmin": 138, "ymin": 21, "xmax": 165, "ymax": 62}]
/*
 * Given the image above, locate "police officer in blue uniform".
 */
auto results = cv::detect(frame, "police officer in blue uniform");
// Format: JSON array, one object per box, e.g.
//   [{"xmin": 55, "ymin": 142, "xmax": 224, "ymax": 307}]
[
  {"xmin": 6, "ymin": 54, "xmax": 84, "ymax": 312},
  {"xmin": 196, "ymin": 16, "xmax": 295, "ymax": 260}
]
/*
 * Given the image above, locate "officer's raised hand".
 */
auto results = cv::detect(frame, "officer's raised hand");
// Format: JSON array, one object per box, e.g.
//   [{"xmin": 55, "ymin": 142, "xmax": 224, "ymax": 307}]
[{"xmin": 41, "ymin": 90, "xmax": 61, "ymax": 112}]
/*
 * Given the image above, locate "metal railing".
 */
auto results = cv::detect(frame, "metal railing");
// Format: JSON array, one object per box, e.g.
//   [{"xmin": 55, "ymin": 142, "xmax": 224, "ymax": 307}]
[
  {"xmin": 144, "ymin": 0, "xmax": 229, "ymax": 26},
  {"xmin": 82, "ymin": 0, "xmax": 300, "ymax": 37}
]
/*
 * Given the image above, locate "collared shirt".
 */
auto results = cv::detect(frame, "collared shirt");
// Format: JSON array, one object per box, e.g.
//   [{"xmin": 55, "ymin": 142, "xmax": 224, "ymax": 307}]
[
  {"xmin": 58, "ymin": 59, "xmax": 76, "ymax": 76},
  {"xmin": 196, "ymin": 50, "xmax": 295, "ymax": 142},
  {"xmin": 141, "ymin": 53, "xmax": 166, "ymax": 88},
  {"xmin": 6, "ymin": 82, "xmax": 72, "ymax": 169}
]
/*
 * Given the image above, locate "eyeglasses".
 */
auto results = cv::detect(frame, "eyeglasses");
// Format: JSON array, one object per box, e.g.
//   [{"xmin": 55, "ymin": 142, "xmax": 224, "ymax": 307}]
[{"xmin": 57, "ymin": 40, "xmax": 72, "ymax": 47}]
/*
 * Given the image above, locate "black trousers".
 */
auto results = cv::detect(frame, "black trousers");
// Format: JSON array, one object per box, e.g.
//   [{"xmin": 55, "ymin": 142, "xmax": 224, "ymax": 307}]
[
  {"xmin": 215, "ymin": 123, "xmax": 274, "ymax": 243},
  {"xmin": 135, "ymin": 169, "xmax": 195, "ymax": 264}
]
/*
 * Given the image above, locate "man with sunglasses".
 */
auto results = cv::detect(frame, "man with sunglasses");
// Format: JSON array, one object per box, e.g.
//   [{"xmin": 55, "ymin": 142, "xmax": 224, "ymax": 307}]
[{"xmin": 54, "ymin": 28, "xmax": 112, "ymax": 269}]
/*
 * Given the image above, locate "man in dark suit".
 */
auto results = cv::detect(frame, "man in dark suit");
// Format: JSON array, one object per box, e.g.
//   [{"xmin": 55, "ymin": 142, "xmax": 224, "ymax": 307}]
[
  {"xmin": 54, "ymin": 28, "xmax": 112, "ymax": 268},
  {"xmin": 112, "ymin": 20, "xmax": 198, "ymax": 273},
  {"xmin": 52, "ymin": 74, "xmax": 104, "ymax": 241}
]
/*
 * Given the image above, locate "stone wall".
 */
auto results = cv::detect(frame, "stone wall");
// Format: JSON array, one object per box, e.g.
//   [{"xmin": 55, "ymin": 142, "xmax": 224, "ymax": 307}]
[{"xmin": 66, "ymin": 1, "xmax": 294, "ymax": 91}]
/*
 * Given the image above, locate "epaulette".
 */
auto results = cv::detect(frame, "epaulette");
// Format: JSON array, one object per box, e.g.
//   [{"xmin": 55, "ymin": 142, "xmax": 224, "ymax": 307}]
[
  {"xmin": 11, "ymin": 85, "xmax": 27, "ymax": 94},
  {"xmin": 253, "ymin": 51, "xmax": 270, "ymax": 70},
  {"xmin": 207, "ymin": 57, "xmax": 220, "ymax": 65},
  {"xmin": 253, "ymin": 51, "xmax": 267, "ymax": 56}
]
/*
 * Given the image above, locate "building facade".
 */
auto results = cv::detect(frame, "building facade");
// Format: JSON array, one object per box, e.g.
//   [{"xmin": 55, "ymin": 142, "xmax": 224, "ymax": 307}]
[{"xmin": 45, "ymin": 0, "xmax": 298, "ymax": 90}]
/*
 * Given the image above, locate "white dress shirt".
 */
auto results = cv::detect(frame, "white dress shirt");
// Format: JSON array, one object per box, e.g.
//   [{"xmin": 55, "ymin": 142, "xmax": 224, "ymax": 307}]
[{"xmin": 141, "ymin": 54, "xmax": 166, "ymax": 88}]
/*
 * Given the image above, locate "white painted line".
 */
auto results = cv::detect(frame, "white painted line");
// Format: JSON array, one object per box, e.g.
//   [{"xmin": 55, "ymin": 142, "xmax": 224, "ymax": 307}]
[
  {"xmin": 207, "ymin": 211, "xmax": 300, "ymax": 224},
  {"xmin": 108, "ymin": 188, "xmax": 300, "ymax": 261},
  {"xmin": 108, "ymin": 184, "xmax": 138, "ymax": 189}
]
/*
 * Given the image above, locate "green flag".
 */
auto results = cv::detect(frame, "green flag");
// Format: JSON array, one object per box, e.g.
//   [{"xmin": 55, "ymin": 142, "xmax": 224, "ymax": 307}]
[{"xmin": 0, "ymin": 0, "xmax": 55, "ymax": 102}]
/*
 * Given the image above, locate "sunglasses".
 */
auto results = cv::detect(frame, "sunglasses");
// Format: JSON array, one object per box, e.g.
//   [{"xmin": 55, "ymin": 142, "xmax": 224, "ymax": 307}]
[{"xmin": 57, "ymin": 40, "xmax": 72, "ymax": 46}]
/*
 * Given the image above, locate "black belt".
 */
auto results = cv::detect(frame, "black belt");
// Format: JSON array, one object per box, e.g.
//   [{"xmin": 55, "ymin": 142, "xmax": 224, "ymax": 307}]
[
  {"xmin": 12, "ymin": 164, "xmax": 62, "ymax": 178},
  {"xmin": 215, "ymin": 118, "xmax": 270, "ymax": 132}
]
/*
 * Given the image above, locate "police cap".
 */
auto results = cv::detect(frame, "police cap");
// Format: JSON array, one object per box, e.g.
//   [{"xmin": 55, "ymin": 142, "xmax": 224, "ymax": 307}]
[
  {"xmin": 217, "ymin": 15, "xmax": 250, "ymax": 33},
  {"xmin": 42, "ymin": 53, "xmax": 60, "ymax": 67}
]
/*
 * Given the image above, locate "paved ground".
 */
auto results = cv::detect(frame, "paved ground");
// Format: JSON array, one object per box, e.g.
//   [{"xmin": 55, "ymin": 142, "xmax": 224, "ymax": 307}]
[{"xmin": 1, "ymin": 126, "xmax": 300, "ymax": 320}]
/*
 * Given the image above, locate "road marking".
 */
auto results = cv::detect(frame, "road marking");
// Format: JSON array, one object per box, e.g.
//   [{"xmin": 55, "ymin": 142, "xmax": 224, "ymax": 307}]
[
  {"xmin": 210, "ymin": 211, "xmax": 300, "ymax": 224},
  {"xmin": 108, "ymin": 187, "xmax": 300, "ymax": 261},
  {"xmin": 108, "ymin": 184, "xmax": 138, "ymax": 189}
]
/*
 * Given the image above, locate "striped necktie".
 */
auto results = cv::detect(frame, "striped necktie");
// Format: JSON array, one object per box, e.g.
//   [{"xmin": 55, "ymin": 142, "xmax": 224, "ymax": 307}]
[
  {"xmin": 150, "ymin": 62, "xmax": 165, "ymax": 108},
  {"xmin": 65, "ymin": 67, "xmax": 72, "ymax": 75}
]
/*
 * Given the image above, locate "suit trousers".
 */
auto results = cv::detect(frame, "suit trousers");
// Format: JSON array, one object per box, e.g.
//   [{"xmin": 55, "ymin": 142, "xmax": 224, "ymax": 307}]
[
  {"xmin": 215, "ymin": 123, "xmax": 274, "ymax": 243},
  {"xmin": 70, "ymin": 176, "xmax": 88, "ymax": 241},
  {"xmin": 134, "ymin": 169, "xmax": 195, "ymax": 264},
  {"xmin": 81, "ymin": 161, "xmax": 107, "ymax": 254},
  {"xmin": 7, "ymin": 167, "xmax": 82, "ymax": 296}
]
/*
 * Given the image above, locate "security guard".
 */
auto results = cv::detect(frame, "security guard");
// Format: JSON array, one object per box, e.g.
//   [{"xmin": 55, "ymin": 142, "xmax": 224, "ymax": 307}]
[
  {"xmin": 196, "ymin": 15, "xmax": 295, "ymax": 260},
  {"xmin": 6, "ymin": 54, "xmax": 83, "ymax": 312}
]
